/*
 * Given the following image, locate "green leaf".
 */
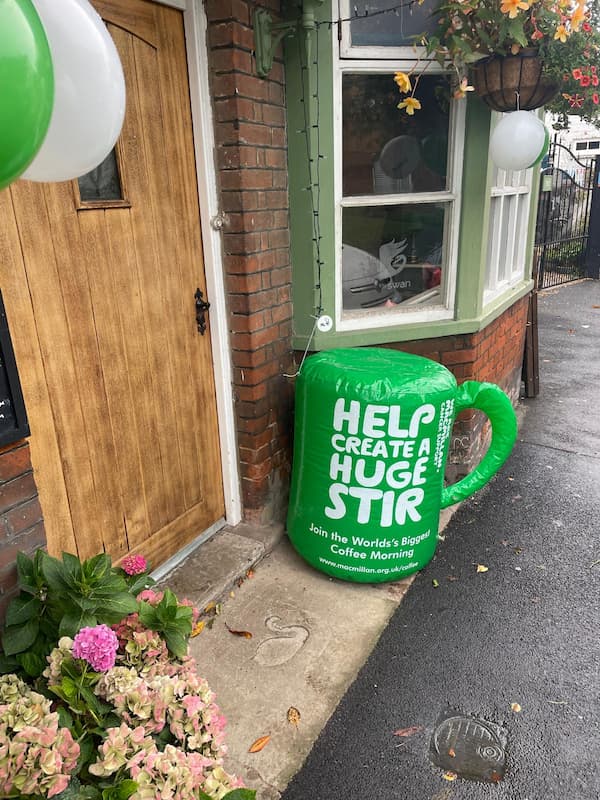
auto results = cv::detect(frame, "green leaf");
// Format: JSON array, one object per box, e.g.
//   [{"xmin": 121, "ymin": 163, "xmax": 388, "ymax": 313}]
[
  {"xmin": 62, "ymin": 552, "xmax": 83, "ymax": 582},
  {"xmin": 163, "ymin": 630, "xmax": 188, "ymax": 660},
  {"xmin": 222, "ymin": 791, "xmax": 257, "ymax": 800},
  {"xmin": 2, "ymin": 618, "xmax": 39, "ymax": 655},
  {"xmin": 6, "ymin": 594, "xmax": 42, "ymax": 625},
  {"xmin": 99, "ymin": 592, "xmax": 139, "ymax": 621},
  {"xmin": 0, "ymin": 652, "xmax": 19, "ymax": 673},
  {"xmin": 85, "ymin": 553, "xmax": 112, "ymax": 582},
  {"xmin": 16, "ymin": 550, "xmax": 35, "ymax": 584},
  {"xmin": 127, "ymin": 574, "xmax": 154, "ymax": 595},
  {"xmin": 16, "ymin": 650, "xmax": 46, "ymax": 677},
  {"xmin": 57, "ymin": 705, "xmax": 75, "ymax": 730},
  {"xmin": 59, "ymin": 610, "xmax": 97, "ymax": 638},
  {"xmin": 41, "ymin": 552, "xmax": 72, "ymax": 593}
]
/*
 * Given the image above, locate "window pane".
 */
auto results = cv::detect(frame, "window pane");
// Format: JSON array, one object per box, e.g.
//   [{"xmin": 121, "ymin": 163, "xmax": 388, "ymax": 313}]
[
  {"xmin": 78, "ymin": 148, "xmax": 123, "ymax": 202},
  {"xmin": 349, "ymin": 0, "xmax": 438, "ymax": 47},
  {"xmin": 342, "ymin": 74, "xmax": 449, "ymax": 196},
  {"xmin": 342, "ymin": 204, "xmax": 446, "ymax": 310}
]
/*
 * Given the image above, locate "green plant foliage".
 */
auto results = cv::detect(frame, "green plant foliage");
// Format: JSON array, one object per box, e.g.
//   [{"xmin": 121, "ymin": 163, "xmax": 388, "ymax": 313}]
[
  {"xmin": 1, "ymin": 551, "xmax": 147, "ymax": 677},
  {"xmin": 138, "ymin": 587, "xmax": 193, "ymax": 660}
]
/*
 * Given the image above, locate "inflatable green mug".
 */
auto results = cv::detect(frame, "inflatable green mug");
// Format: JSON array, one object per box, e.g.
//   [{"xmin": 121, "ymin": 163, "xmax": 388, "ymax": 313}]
[{"xmin": 287, "ymin": 348, "xmax": 517, "ymax": 582}]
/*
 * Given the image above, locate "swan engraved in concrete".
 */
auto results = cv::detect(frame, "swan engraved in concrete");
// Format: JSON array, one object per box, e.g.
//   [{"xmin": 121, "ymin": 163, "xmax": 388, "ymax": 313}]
[{"xmin": 252, "ymin": 615, "xmax": 310, "ymax": 667}]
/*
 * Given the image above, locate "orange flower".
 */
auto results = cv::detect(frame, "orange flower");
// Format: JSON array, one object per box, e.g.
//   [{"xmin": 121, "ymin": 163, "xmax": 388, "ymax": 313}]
[
  {"xmin": 453, "ymin": 77, "xmax": 475, "ymax": 99},
  {"xmin": 500, "ymin": 0, "xmax": 530, "ymax": 18},
  {"xmin": 397, "ymin": 96, "xmax": 422, "ymax": 115},
  {"xmin": 393, "ymin": 71, "xmax": 412, "ymax": 94},
  {"xmin": 570, "ymin": 0, "xmax": 586, "ymax": 31},
  {"xmin": 554, "ymin": 24, "xmax": 569, "ymax": 41}
]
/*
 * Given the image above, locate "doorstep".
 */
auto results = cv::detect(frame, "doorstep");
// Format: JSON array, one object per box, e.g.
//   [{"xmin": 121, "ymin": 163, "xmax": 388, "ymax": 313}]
[
  {"xmin": 157, "ymin": 509, "xmax": 457, "ymax": 800},
  {"xmin": 157, "ymin": 522, "xmax": 285, "ymax": 613}
]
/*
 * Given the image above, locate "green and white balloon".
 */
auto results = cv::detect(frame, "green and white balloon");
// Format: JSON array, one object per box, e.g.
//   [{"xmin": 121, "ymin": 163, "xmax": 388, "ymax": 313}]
[
  {"xmin": 490, "ymin": 111, "xmax": 549, "ymax": 171},
  {"xmin": 0, "ymin": 0, "xmax": 54, "ymax": 190}
]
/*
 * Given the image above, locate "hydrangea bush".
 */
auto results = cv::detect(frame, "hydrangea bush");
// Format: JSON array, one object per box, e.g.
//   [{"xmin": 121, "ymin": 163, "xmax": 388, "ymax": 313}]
[{"xmin": 0, "ymin": 551, "xmax": 254, "ymax": 800}]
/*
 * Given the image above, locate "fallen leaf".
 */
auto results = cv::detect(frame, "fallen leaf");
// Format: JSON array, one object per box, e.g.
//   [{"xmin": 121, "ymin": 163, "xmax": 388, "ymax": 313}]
[
  {"xmin": 567, "ymin": 328, "xmax": 575, "ymax": 334},
  {"xmin": 287, "ymin": 707, "xmax": 301, "ymax": 726},
  {"xmin": 248, "ymin": 735, "xmax": 271, "ymax": 753},
  {"xmin": 447, "ymin": 575, "xmax": 459, "ymax": 582},
  {"xmin": 393, "ymin": 725, "xmax": 424, "ymax": 738},
  {"xmin": 225, "ymin": 623, "xmax": 252, "ymax": 639},
  {"xmin": 448, "ymin": 747, "xmax": 456, "ymax": 758},
  {"xmin": 246, "ymin": 569, "xmax": 255, "ymax": 579},
  {"xmin": 230, "ymin": 591, "xmax": 235, "ymax": 598},
  {"xmin": 490, "ymin": 771, "xmax": 502, "ymax": 783},
  {"xmin": 476, "ymin": 564, "xmax": 489, "ymax": 573},
  {"xmin": 514, "ymin": 547, "xmax": 523, "ymax": 555},
  {"xmin": 592, "ymin": 304, "xmax": 600, "ymax": 308},
  {"xmin": 442, "ymin": 771, "xmax": 457, "ymax": 781},
  {"xmin": 206, "ymin": 617, "xmax": 215, "ymax": 630},
  {"xmin": 204, "ymin": 601, "xmax": 216, "ymax": 613},
  {"xmin": 432, "ymin": 579, "xmax": 440, "ymax": 588},
  {"xmin": 190, "ymin": 620, "xmax": 205, "ymax": 638},
  {"xmin": 215, "ymin": 602, "xmax": 222, "ymax": 616},
  {"xmin": 511, "ymin": 702, "xmax": 522, "ymax": 713}
]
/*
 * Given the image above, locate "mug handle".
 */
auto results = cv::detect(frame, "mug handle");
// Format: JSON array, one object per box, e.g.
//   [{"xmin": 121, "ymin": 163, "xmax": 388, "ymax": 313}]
[{"xmin": 441, "ymin": 381, "xmax": 518, "ymax": 509}]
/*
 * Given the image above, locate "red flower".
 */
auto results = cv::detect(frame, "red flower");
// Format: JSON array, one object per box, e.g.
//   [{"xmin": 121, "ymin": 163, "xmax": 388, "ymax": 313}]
[
  {"xmin": 593, "ymin": 76, "xmax": 599, "ymax": 87},
  {"xmin": 591, "ymin": 66, "xmax": 597, "ymax": 74},
  {"xmin": 583, "ymin": 22, "xmax": 592, "ymax": 32},
  {"xmin": 569, "ymin": 94, "xmax": 584, "ymax": 108},
  {"xmin": 573, "ymin": 68, "xmax": 583, "ymax": 79},
  {"xmin": 594, "ymin": 93, "xmax": 600, "ymax": 104},
  {"xmin": 580, "ymin": 75, "xmax": 592, "ymax": 87}
]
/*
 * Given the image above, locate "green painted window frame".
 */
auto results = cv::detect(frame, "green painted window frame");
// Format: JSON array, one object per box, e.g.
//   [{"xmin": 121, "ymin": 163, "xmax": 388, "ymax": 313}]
[{"xmin": 285, "ymin": 2, "xmax": 535, "ymax": 351}]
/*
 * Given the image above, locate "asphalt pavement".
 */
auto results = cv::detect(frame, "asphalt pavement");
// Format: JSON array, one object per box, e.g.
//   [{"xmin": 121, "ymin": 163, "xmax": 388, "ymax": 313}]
[{"xmin": 282, "ymin": 279, "xmax": 600, "ymax": 800}]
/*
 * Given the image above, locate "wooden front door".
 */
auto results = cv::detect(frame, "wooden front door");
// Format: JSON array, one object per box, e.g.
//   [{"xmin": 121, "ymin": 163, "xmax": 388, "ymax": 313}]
[{"xmin": 0, "ymin": 0, "xmax": 225, "ymax": 567}]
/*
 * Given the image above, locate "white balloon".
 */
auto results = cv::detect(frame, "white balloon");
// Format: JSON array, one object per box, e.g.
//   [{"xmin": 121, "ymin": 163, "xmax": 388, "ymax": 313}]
[
  {"xmin": 489, "ymin": 111, "xmax": 549, "ymax": 172},
  {"xmin": 22, "ymin": 0, "xmax": 126, "ymax": 182}
]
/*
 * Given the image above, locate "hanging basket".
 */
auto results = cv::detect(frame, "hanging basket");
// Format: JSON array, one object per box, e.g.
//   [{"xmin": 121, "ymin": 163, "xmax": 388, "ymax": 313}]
[{"xmin": 470, "ymin": 50, "xmax": 559, "ymax": 112}]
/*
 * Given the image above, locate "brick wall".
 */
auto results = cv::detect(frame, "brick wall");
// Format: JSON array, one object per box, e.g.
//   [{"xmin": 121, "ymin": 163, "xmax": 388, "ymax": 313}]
[
  {"xmin": 0, "ymin": 441, "xmax": 45, "ymax": 623},
  {"xmin": 205, "ymin": 1, "xmax": 295, "ymax": 524},
  {"xmin": 384, "ymin": 295, "xmax": 530, "ymax": 482}
]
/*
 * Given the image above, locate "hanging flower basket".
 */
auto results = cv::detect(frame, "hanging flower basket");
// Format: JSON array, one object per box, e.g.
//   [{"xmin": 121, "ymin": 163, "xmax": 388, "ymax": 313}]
[{"xmin": 470, "ymin": 50, "xmax": 559, "ymax": 112}]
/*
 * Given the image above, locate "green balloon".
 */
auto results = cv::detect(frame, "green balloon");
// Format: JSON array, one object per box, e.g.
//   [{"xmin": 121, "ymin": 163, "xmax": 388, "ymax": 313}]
[{"xmin": 0, "ymin": 0, "xmax": 54, "ymax": 190}]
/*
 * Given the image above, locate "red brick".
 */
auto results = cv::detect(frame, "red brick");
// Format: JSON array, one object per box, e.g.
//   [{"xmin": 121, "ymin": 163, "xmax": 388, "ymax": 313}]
[
  {"xmin": 261, "ymin": 105, "xmax": 286, "ymax": 127},
  {"xmin": 210, "ymin": 47, "xmax": 253, "ymax": 74},
  {"xmin": 205, "ymin": 0, "xmax": 250, "ymax": 24},
  {"xmin": 220, "ymin": 168, "xmax": 273, "ymax": 190},
  {"xmin": 226, "ymin": 273, "xmax": 264, "ymax": 294},
  {"xmin": 257, "ymin": 190, "xmax": 288, "ymax": 209},
  {"xmin": 6, "ymin": 498, "xmax": 43, "ymax": 537},
  {"xmin": 235, "ymin": 359, "xmax": 281, "ymax": 386},
  {"xmin": 241, "ymin": 460, "xmax": 273, "ymax": 481},
  {"xmin": 230, "ymin": 311, "xmax": 266, "ymax": 334},
  {"xmin": 0, "ymin": 443, "xmax": 32, "ymax": 483},
  {"xmin": 209, "ymin": 22, "xmax": 254, "ymax": 51},
  {"xmin": 238, "ymin": 122, "xmax": 273, "ymax": 147},
  {"xmin": 265, "ymin": 149, "xmax": 287, "ymax": 169},
  {"xmin": 226, "ymin": 210, "xmax": 276, "ymax": 232},
  {"xmin": 221, "ymin": 190, "xmax": 259, "ymax": 212},
  {"xmin": 237, "ymin": 414, "xmax": 271, "ymax": 433},
  {"xmin": 231, "ymin": 347, "xmax": 270, "ymax": 369},
  {"xmin": 0, "ymin": 473, "xmax": 38, "ymax": 514},
  {"xmin": 268, "ymin": 229, "xmax": 290, "ymax": 249},
  {"xmin": 240, "ymin": 442, "xmax": 273, "ymax": 465},
  {"xmin": 231, "ymin": 325, "xmax": 280, "ymax": 350},
  {"xmin": 214, "ymin": 97, "xmax": 260, "ymax": 124},
  {"xmin": 222, "ymin": 231, "xmax": 262, "ymax": 254},
  {"xmin": 442, "ymin": 348, "xmax": 477, "ymax": 366},
  {"xmin": 238, "ymin": 427, "xmax": 276, "ymax": 451}
]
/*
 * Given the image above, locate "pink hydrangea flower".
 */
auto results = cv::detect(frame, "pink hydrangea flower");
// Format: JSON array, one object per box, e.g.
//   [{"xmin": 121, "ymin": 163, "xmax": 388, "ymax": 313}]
[
  {"xmin": 72, "ymin": 625, "xmax": 119, "ymax": 672},
  {"xmin": 121, "ymin": 554, "xmax": 148, "ymax": 575}
]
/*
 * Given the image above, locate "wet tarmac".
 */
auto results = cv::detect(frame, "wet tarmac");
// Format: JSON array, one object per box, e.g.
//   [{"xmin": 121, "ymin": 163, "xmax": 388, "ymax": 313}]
[{"xmin": 282, "ymin": 280, "xmax": 600, "ymax": 799}]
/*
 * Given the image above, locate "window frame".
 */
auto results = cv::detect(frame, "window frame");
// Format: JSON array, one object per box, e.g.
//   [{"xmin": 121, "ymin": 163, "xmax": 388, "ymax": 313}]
[
  {"xmin": 483, "ymin": 115, "xmax": 534, "ymax": 306},
  {"xmin": 339, "ymin": 0, "xmax": 437, "ymax": 61},
  {"xmin": 332, "ymin": 52, "xmax": 467, "ymax": 332}
]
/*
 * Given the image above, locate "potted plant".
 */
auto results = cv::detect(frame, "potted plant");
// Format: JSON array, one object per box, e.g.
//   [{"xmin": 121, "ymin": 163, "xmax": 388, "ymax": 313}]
[{"xmin": 394, "ymin": 0, "xmax": 593, "ymax": 113}]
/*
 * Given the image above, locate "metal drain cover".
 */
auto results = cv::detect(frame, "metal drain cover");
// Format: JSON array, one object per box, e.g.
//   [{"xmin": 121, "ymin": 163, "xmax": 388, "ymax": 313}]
[{"xmin": 430, "ymin": 711, "xmax": 507, "ymax": 783}]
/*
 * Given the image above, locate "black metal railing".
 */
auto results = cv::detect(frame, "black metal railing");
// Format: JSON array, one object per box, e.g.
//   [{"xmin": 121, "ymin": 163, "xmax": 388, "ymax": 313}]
[{"xmin": 534, "ymin": 142, "xmax": 597, "ymax": 289}]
